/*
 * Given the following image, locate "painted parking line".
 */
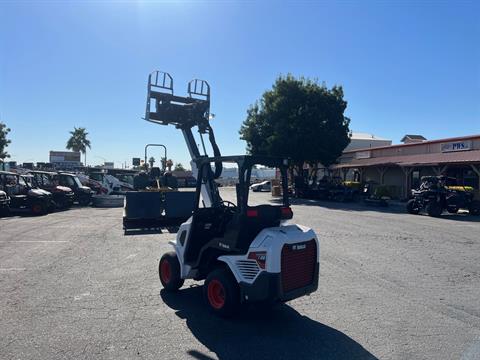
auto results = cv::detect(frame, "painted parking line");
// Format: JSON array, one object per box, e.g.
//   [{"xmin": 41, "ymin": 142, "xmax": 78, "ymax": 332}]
[
  {"xmin": 0, "ymin": 268, "xmax": 26, "ymax": 271},
  {"xmin": 0, "ymin": 240, "xmax": 69, "ymax": 243}
]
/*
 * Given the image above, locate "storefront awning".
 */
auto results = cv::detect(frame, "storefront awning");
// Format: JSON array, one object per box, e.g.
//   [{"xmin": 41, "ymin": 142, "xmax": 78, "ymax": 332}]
[{"xmin": 333, "ymin": 149, "xmax": 480, "ymax": 169}]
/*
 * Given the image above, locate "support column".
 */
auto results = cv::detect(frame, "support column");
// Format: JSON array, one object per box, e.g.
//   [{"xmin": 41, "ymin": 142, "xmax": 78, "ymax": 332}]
[
  {"xmin": 470, "ymin": 164, "xmax": 480, "ymax": 190},
  {"xmin": 401, "ymin": 166, "xmax": 413, "ymax": 200},
  {"xmin": 357, "ymin": 167, "xmax": 365, "ymax": 183},
  {"xmin": 375, "ymin": 166, "xmax": 388, "ymax": 185},
  {"xmin": 341, "ymin": 168, "xmax": 349, "ymax": 181}
]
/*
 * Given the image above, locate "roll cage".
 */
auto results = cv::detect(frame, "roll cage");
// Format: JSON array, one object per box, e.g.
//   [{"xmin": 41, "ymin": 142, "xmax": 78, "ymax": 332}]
[{"xmin": 184, "ymin": 156, "xmax": 292, "ymax": 272}]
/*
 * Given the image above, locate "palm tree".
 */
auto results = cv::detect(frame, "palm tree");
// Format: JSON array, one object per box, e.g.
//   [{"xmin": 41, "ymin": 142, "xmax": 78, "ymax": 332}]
[
  {"xmin": 148, "ymin": 156, "xmax": 155, "ymax": 169},
  {"xmin": 66, "ymin": 127, "xmax": 91, "ymax": 166}
]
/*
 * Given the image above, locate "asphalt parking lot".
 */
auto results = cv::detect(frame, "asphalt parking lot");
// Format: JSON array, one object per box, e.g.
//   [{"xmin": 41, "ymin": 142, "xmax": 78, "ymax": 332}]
[{"xmin": 1, "ymin": 188, "xmax": 480, "ymax": 360}]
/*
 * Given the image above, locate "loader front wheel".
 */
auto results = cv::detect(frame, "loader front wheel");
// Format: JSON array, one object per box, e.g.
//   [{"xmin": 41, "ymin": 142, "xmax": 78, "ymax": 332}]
[{"xmin": 159, "ymin": 252, "xmax": 184, "ymax": 292}]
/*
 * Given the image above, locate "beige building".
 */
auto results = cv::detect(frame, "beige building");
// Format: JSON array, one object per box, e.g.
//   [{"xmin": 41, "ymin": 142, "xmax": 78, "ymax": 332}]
[
  {"xmin": 346, "ymin": 132, "xmax": 392, "ymax": 151},
  {"xmin": 334, "ymin": 134, "xmax": 480, "ymax": 199}
]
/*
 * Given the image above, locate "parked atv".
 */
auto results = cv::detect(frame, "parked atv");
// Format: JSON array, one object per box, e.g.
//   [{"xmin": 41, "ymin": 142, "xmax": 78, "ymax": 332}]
[
  {"xmin": 56, "ymin": 172, "xmax": 93, "ymax": 206},
  {"xmin": 0, "ymin": 189, "xmax": 10, "ymax": 216},
  {"xmin": 406, "ymin": 176, "xmax": 480, "ymax": 217},
  {"xmin": 363, "ymin": 181, "xmax": 389, "ymax": 207},
  {"xmin": 28, "ymin": 171, "xmax": 74, "ymax": 209},
  {"xmin": 294, "ymin": 175, "xmax": 360, "ymax": 202},
  {"xmin": 0, "ymin": 171, "xmax": 53, "ymax": 215}
]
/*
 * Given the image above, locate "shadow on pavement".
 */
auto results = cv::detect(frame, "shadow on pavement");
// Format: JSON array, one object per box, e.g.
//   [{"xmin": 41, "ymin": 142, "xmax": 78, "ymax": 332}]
[
  {"xmin": 278, "ymin": 197, "xmax": 480, "ymax": 222},
  {"xmin": 161, "ymin": 287, "xmax": 377, "ymax": 360}
]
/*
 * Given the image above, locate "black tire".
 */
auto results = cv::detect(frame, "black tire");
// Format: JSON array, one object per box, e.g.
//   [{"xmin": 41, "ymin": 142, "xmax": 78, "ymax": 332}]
[
  {"xmin": 406, "ymin": 199, "xmax": 420, "ymax": 214},
  {"xmin": 426, "ymin": 201, "xmax": 442, "ymax": 217},
  {"xmin": 79, "ymin": 196, "xmax": 91, "ymax": 206},
  {"xmin": 352, "ymin": 192, "xmax": 361, "ymax": 202},
  {"xmin": 447, "ymin": 206, "xmax": 459, "ymax": 214},
  {"xmin": 47, "ymin": 200, "xmax": 56, "ymax": 213},
  {"xmin": 203, "ymin": 268, "xmax": 240, "ymax": 318},
  {"xmin": 159, "ymin": 252, "xmax": 184, "ymax": 291},
  {"xmin": 31, "ymin": 202, "xmax": 47, "ymax": 216},
  {"xmin": 0, "ymin": 207, "xmax": 10, "ymax": 217},
  {"xmin": 469, "ymin": 202, "xmax": 480, "ymax": 216}
]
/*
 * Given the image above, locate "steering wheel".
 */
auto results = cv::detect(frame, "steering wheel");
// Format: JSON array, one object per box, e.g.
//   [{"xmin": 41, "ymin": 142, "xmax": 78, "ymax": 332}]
[{"xmin": 221, "ymin": 200, "xmax": 237, "ymax": 209}]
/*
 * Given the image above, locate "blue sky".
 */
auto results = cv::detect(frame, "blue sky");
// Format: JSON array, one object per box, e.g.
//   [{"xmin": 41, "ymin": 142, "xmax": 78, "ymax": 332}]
[{"xmin": 1, "ymin": 1, "xmax": 479, "ymax": 168}]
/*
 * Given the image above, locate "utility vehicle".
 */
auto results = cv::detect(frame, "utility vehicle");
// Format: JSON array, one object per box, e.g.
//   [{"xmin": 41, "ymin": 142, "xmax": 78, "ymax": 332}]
[
  {"xmin": 57, "ymin": 172, "xmax": 93, "ymax": 206},
  {"xmin": 250, "ymin": 180, "xmax": 272, "ymax": 192},
  {"xmin": 407, "ymin": 176, "xmax": 480, "ymax": 216},
  {"xmin": 88, "ymin": 171, "xmax": 134, "ymax": 195},
  {"xmin": 362, "ymin": 181, "xmax": 389, "ymax": 207},
  {"xmin": 0, "ymin": 171, "xmax": 53, "ymax": 215},
  {"xmin": 28, "ymin": 171, "xmax": 74, "ymax": 209},
  {"xmin": 294, "ymin": 175, "xmax": 360, "ymax": 202},
  {"xmin": 145, "ymin": 71, "xmax": 319, "ymax": 317},
  {"xmin": 0, "ymin": 189, "xmax": 10, "ymax": 216}
]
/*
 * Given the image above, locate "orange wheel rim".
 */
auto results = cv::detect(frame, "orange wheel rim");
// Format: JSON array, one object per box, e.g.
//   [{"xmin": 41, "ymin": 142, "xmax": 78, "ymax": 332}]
[
  {"xmin": 207, "ymin": 279, "xmax": 225, "ymax": 309},
  {"xmin": 160, "ymin": 260, "xmax": 171, "ymax": 283}
]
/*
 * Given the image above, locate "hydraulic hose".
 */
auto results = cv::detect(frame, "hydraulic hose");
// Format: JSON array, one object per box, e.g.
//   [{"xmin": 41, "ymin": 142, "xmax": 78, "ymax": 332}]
[{"xmin": 207, "ymin": 124, "xmax": 223, "ymax": 179}]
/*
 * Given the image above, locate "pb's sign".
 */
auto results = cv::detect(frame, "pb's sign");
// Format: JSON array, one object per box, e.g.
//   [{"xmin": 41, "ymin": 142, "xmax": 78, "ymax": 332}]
[{"xmin": 441, "ymin": 140, "xmax": 472, "ymax": 153}]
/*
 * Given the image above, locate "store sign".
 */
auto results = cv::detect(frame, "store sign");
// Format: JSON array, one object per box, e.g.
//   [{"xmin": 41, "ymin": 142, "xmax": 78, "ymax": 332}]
[
  {"xmin": 355, "ymin": 151, "xmax": 371, "ymax": 159},
  {"xmin": 441, "ymin": 140, "xmax": 472, "ymax": 153}
]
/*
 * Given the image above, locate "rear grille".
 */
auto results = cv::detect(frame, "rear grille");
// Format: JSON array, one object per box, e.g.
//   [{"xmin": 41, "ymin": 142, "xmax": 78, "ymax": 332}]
[
  {"xmin": 236, "ymin": 260, "xmax": 260, "ymax": 281},
  {"xmin": 281, "ymin": 239, "xmax": 317, "ymax": 293}
]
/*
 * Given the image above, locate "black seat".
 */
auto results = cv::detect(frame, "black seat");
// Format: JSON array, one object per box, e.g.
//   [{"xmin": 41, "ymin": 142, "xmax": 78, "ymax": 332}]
[{"xmin": 184, "ymin": 207, "xmax": 229, "ymax": 264}]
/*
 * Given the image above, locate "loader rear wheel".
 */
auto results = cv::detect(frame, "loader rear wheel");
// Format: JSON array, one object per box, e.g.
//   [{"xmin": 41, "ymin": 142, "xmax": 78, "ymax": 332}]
[
  {"xmin": 204, "ymin": 268, "xmax": 240, "ymax": 317},
  {"xmin": 159, "ymin": 252, "xmax": 184, "ymax": 292}
]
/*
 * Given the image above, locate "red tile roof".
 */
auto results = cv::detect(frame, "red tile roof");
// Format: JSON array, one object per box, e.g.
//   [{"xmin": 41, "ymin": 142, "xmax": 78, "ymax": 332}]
[{"xmin": 334, "ymin": 149, "xmax": 480, "ymax": 169}]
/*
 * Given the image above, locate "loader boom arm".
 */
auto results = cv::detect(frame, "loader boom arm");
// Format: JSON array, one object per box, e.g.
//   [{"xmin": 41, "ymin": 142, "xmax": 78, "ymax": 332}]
[{"xmin": 144, "ymin": 71, "xmax": 222, "ymax": 207}]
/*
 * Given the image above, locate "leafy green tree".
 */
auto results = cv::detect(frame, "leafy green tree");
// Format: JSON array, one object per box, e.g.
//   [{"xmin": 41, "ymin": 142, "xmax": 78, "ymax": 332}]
[
  {"xmin": 174, "ymin": 163, "xmax": 185, "ymax": 171},
  {"xmin": 66, "ymin": 127, "xmax": 91, "ymax": 166},
  {"xmin": 0, "ymin": 122, "xmax": 11, "ymax": 160},
  {"xmin": 239, "ymin": 75, "xmax": 351, "ymax": 174}
]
